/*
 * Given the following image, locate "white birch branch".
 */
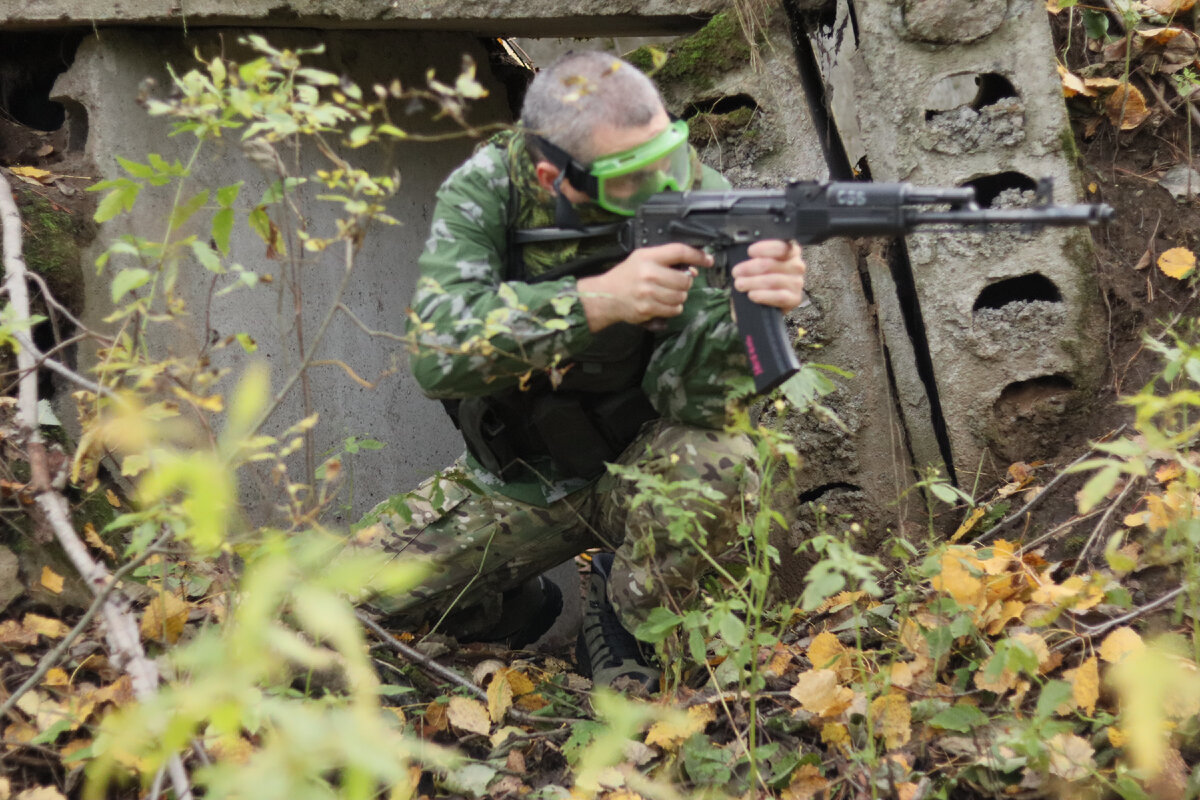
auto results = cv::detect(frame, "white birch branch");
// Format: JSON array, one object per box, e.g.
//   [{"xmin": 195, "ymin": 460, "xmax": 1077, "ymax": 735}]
[{"xmin": 0, "ymin": 168, "xmax": 193, "ymax": 800}]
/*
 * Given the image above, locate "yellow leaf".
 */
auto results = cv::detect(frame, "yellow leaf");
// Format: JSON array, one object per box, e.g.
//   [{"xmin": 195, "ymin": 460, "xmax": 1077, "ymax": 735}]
[
  {"xmin": 506, "ymin": 670, "xmax": 536, "ymax": 696},
  {"xmin": 820, "ymin": 721, "xmax": 850, "ymax": 750},
  {"xmin": 644, "ymin": 704, "xmax": 715, "ymax": 750},
  {"xmin": 83, "ymin": 523, "xmax": 116, "ymax": 559},
  {"xmin": 790, "ymin": 669, "xmax": 854, "ymax": 718},
  {"xmin": 0, "ymin": 776, "xmax": 9, "ymax": 800},
  {"xmin": 515, "ymin": 693, "xmax": 548, "ymax": 712},
  {"xmin": 890, "ymin": 661, "xmax": 914, "ymax": 689},
  {"xmin": 1057, "ymin": 63, "xmax": 1090, "ymax": 97},
  {"xmin": 23, "ymin": 614, "xmax": 69, "ymax": 639},
  {"xmin": 1106, "ymin": 83, "xmax": 1151, "ymax": 130},
  {"xmin": 984, "ymin": 599, "xmax": 1026, "ymax": 636},
  {"xmin": 781, "ymin": 763, "xmax": 828, "ymax": 800},
  {"xmin": 105, "ymin": 488, "xmax": 121, "ymax": 508},
  {"xmin": 807, "ymin": 632, "xmax": 852, "ymax": 680},
  {"xmin": 1100, "ymin": 627, "xmax": 1144, "ymax": 663},
  {"xmin": 43, "ymin": 668, "xmax": 69, "ymax": 688},
  {"xmin": 1064, "ymin": 656, "xmax": 1100, "ymax": 715},
  {"xmin": 40, "ymin": 566, "xmax": 64, "ymax": 595},
  {"xmin": 1108, "ymin": 726, "xmax": 1127, "ymax": 748},
  {"xmin": 487, "ymin": 669, "xmax": 513, "ymax": 723},
  {"xmin": 869, "ymin": 693, "xmax": 912, "ymax": 750},
  {"xmin": 1047, "ymin": 733, "xmax": 1095, "ymax": 781},
  {"xmin": 950, "ymin": 506, "xmax": 987, "ymax": 542},
  {"xmin": 1155, "ymin": 462, "xmax": 1184, "ymax": 483},
  {"xmin": 974, "ymin": 654, "xmax": 1018, "ymax": 695},
  {"xmin": 930, "ymin": 548, "xmax": 985, "ymax": 608},
  {"xmin": 140, "ymin": 589, "xmax": 189, "ymax": 644},
  {"xmin": 446, "ymin": 696, "xmax": 490, "ymax": 735},
  {"xmin": 10, "ymin": 166, "xmax": 53, "ymax": 182},
  {"xmin": 1157, "ymin": 247, "xmax": 1196, "ymax": 280}
]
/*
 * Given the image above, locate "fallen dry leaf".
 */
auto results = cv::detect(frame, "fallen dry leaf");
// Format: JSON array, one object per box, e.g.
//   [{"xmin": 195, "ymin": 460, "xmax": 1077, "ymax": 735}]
[
  {"xmin": 446, "ymin": 696, "xmax": 490, "ymax": 736},
  {"xmin": 1158, "ymin": 247, "xmax": 1196, "ymax": 279},
  {"xmin": 782, "ymin": 763, "xmax": 828, "ymax": 800},
  {"xmin": 807, "ymin": 631, "xmax": 852, "ymax": 680},
  {"xmin": 1144, "ymin": 0, "xmax": 1197, "ymax": 11},
  {"xmin": 487, "ymin": 669, "xmax": 513, "ymax": 723},
  {"xmin": 140, "ymin": 589, "xmax": 189, "ymax": 644},
  {"xmin": 1047, "ymin": 733, "xmax": 1095, "ymax": 781},
  {"xmin": 870, "ymin": 693, "xmax": 912, "ymax": 750},
  {"xmin": 40, "ymin": 566, "xmax": 64, "ymax": 595},
  {"xmin": 24, "ymin": 613, "xmax": 69, "ymax": 640},
  {"xmin": 1100, "ymin": 626, "xmax": 1145, "ymax": 663},
  {"xmin": 645, "ymin": 704, "xmax": 715, "ymax": 751},
  {"xmin": 1064, "ymin": 656, "xmax": 1100, "ymax": 715},
  {"xmin": 1105, "ymin": 83, "xmax": 1152, "ymax": 130},
  {"xmin": 790, "ymin": 669, "xmax": 854, "ymax": 718},
  {"xmin": 83, "ymin": 523, "xmax": 116, "ymax": 559}
]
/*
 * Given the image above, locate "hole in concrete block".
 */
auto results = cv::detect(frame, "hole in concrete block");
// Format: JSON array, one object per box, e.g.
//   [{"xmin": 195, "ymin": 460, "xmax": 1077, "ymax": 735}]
[
  {"xmin": 924, "ymin": 73, "xmax": 1018, "ymax": 121},
  {"xmin": 683, "ymin": 93, "xmax": 760, "ymax": 119},
  {"xmin": 0, "ymin": 32, "xmax": 84, "ymax": 132},
  {"xmin": 990, "ymin": 374, "xmax": 1079, "ymax": 462},
  {"xmin": 962, "ymin": 171, "xmax": 1038, "ymax": 208},
  {"xmin": 974, "ymin": 274, "xmax": 1062, "ymax": 313},
  {"xmin": 682, "ymin": 94, "xmax": 762, "ymax": 148},
  {"xmin": 922, "ymin": 72, "xmax": 1024, "ymax": 155},
  {"xmin": 796, "ymin": 482, "xmax": 862, "ymax": 506}
]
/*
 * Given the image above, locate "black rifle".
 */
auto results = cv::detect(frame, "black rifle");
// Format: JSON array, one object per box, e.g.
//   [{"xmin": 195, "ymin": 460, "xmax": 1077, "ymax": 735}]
[{"xmin": 517, "ymin": 179, "xmax": 1114, "ymax": 394}]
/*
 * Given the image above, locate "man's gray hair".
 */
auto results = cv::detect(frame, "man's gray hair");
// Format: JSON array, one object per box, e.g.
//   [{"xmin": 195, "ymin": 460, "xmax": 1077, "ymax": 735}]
[{"xmin": 520, "ymin": 51, "xmax": 666, "ymax": 163}]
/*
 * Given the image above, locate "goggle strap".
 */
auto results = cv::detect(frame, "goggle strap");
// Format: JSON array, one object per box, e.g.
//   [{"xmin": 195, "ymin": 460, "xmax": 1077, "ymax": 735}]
[
  {"xmin": 551, "ymin": 171, "xmax": 585, "ymax": 228},
  {"xmin": 528, "ymin": 134, "xmax": 599, "ymax": 197}
]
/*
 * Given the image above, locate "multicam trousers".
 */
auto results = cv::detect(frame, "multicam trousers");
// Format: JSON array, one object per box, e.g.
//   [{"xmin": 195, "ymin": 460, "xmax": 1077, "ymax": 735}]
[{"xmin": 350, "ymin": 420, "xmax": 758, "ymax": 636}]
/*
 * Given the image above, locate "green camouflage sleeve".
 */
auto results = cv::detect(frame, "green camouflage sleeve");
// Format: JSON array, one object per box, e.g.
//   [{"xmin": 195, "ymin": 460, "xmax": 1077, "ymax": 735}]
[
  {"xmin": 642, "ymin": 165, "xmax": 752, "ymax": 428},
  {"xmin": 407, "ymin": 146, "xmax": 594, "ymax": 398}
]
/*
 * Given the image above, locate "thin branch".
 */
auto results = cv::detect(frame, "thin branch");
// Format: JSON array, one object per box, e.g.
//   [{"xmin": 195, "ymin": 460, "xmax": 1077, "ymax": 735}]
[
  {"xmin": 336, "ymin": 302, "xmax": 406, "ymax": 341},
  {"xmin": 978, "ymin": 427, "xmax": 1126, "ymax": 543},
  {"xmin": 0, "ymin": 170, "xmax": 193, "ymax": 800},
  {"xmin": 1071, "ymin": 478, "xmax": 1137, "ymax": 573},
  {"xmin": 356, "ymin": 610, "xmax": 580, "ymax": 727},
  {"xmin": 1077, "ymin": 586, "xmax": 1186, "ymax": 638}
]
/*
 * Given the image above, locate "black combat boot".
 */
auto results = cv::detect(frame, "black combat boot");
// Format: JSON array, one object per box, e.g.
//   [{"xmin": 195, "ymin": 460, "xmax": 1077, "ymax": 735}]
[{"xmin": 575, "ymin": 553, "xmax": 661, "ymax": 692}]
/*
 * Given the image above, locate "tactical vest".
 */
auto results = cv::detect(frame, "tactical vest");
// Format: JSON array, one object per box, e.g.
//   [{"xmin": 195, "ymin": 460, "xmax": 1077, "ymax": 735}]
[{"xmin": 442, "ymin": 134, "xmax": 659, "ymax": 481}]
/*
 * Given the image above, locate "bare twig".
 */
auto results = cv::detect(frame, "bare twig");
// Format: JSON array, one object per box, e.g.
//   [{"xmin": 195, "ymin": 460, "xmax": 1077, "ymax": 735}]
[
  {"xmin": 0, "ymin": 170, "xmax": 193, "ymax": 800},
  {"xmin": 357, "ymin": 610, "xmax": 581, "ymax": 727},
  {"xmin": 979, "ymin": 426, "xmax": 1127, "ymax": 543},
  {"xmin": 1071, "ymin": 478, "xmax": 1137, "ymax": 573}
]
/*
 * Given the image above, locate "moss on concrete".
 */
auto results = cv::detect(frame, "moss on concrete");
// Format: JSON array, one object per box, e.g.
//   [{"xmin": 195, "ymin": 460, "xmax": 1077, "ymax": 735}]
[
  {"xmin": 627, "ymin": 11, "xmax": 754, "ymax": 95},
  {"xmin": 14, "ymin": 184, "xmax": 88, "ymax": 316}
]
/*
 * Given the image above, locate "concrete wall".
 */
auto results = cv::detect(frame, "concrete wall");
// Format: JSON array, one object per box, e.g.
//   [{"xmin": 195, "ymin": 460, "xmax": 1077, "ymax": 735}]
[
  {"xmin": 811, "ymin": 0, "xmax": 1105, "ymax": 484},
  {"xmin": 53, "ymin": 29, "xmax": 516, "ymax": 523}
]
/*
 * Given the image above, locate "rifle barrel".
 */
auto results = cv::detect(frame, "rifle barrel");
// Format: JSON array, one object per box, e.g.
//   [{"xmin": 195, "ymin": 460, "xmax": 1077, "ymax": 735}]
[{"xmin": 908, "ymin": 204, "xmax": 1114, "ymax": 227}]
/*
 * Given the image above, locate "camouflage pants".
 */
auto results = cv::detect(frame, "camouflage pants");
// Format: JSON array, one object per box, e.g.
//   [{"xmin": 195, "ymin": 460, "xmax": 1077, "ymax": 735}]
[{"xmin": 351, "ymin": 419, "xmax": 758, "ymax": 636}]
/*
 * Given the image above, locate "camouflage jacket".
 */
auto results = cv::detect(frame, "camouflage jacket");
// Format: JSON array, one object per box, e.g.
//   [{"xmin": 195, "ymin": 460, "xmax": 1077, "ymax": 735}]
[{"xmin": 407, "ymin": 131, "xmax": 749, "ymax": 504}]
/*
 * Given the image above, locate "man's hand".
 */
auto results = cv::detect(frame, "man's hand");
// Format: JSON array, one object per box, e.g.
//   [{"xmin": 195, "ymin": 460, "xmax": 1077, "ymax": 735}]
[
  {"xmin": 577, "ymin": 243, "xmax": 713, "ymax": 333},
  {"xmin": 731, "ymin": 239, "xmax": 807, "ymax": 312}
]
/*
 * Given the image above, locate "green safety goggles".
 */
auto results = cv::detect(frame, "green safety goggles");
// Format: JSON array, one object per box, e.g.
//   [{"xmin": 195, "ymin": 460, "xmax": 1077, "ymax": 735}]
[{"xmin": 531, "ymin": 119, "xmax": 693, "ymax": 216}]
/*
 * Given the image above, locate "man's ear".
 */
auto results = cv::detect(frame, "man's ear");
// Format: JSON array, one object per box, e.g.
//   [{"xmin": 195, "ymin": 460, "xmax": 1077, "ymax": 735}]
[{"xmin": 534, "ymin": 161, "xmax": 561, "ymax": 194}]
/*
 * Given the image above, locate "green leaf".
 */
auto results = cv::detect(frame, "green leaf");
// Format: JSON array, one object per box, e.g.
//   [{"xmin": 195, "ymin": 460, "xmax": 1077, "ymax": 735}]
[
  {"xmin": 111, "ymin": 268, "xmax": 152, "ymax": 302},
  {"xmin": 1035, "ymin": 679, "xmax": 1074, "ymax": 720},
  {"xmin": 211, "ymin": 208, "xmax": 235, "ymax": 256},
  {"xmin": 191, "ymin": 240, "xmax": 224, "ymax": 273},
  {"xmin": 116, "ymin": 156, "xmax": 156, "ymax": 179},
  {"xmin": 216, "ymin": 181, "xmax": 243, "ymax": 208},
  {"xmin": 634, "ymin": 606, "xmax": 683, "ymax": 643},
  {"xmin": 1082, "ymin": 8, "xmax": 1110, "ymax": 40},
  {"xmin": 1077, "ymin": 464, "xmax": 1121, "ymax": 513},
  {"xmin": 441, "ymin": 763, "xmax": 497, "ymax": 799},
  {"xmin": 929, "ymin": 703, "xmax": 988, "ymax": 732},
  {"xmin": 169, "ymin": 189, "xmax": 211, "ymax": 231},
  {"xmin": 94, "ymin": 181, "xmax": 141, "ymax": 223}
]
